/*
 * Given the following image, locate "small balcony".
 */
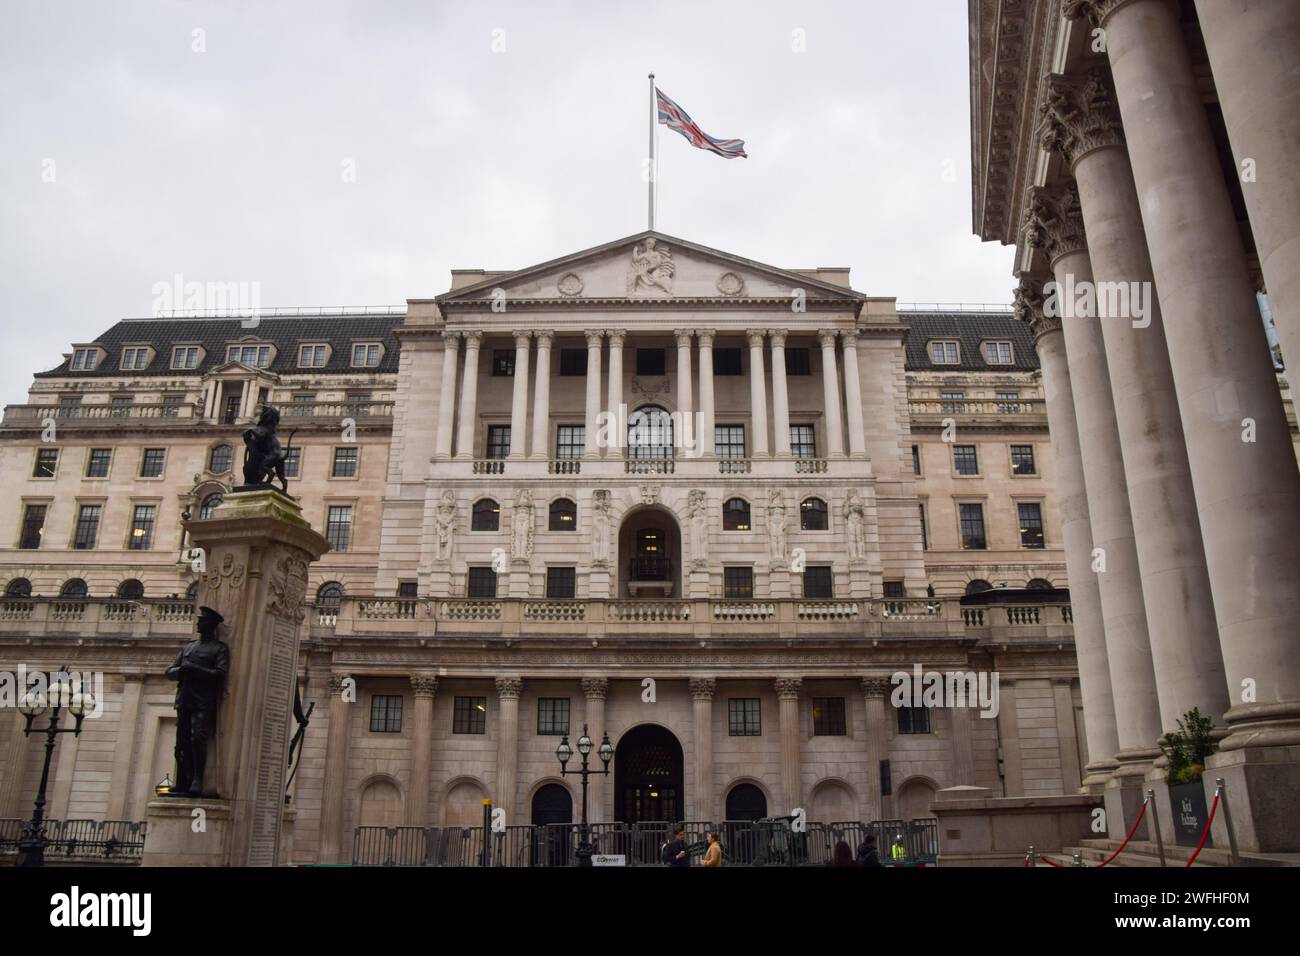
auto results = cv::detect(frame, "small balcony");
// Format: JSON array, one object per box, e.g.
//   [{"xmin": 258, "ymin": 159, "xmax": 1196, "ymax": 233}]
[{"xmin": 626, "ymin": 557, "xmax": 673, "ymax": 597}]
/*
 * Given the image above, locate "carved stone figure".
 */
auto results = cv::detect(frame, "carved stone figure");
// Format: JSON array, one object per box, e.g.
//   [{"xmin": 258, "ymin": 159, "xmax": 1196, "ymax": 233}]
[
  {"xmin": 164, "ymin": 606, "xmax": 230, "ymax": 797},
  {"xmin": 240, "ymin": 404, "xmax": 295, "ymax": 493},
  {"xmin": 513, "ymin": 489, "xmax": 535, "ymax": 560},
  {"xmin": 591, "ymin": 490, "xmax": 611, "ymax": 568},
  {"xmin": 627, "ymin": 238, "xmax": 675, "ymax": 296},
  {"xmin": 688, "ymin": 489, "xmax": 709, "ymax": 569},
  {"xmin": 435, "ymin": 490, "xmax": 457, "ymax": 561},
  {"xmin": 767, "ymin": 490, "xmax": 788, "ymax": 566},
  {"xmin": 844, "ymin": 491, "xmax": 867, "ymax": 562}
]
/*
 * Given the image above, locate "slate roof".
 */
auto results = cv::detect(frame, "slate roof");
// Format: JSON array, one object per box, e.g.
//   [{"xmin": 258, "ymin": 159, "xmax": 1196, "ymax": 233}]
[
  {"xmin": 897, "ymin": 311, "xmax": 1039, "ymax": 372},
  {"xmin": 35, "ymin": 314, "xmax": 405, "ymax": 378}
]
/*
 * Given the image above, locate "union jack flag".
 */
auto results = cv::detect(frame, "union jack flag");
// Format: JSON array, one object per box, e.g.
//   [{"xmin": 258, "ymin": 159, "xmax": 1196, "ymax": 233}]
[{"xmin": 655, "ymin": 87, "xmax": 747, "ymax": 159}]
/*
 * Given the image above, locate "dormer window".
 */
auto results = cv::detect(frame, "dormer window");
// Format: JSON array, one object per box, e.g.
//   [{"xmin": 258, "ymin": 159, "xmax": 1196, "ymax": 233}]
[
  {"xmin": 121, "ymin": 347, "xmax": 152, "ymax": 370},
  {"xmin": 299, "ymin": 344, "xmax": 330, "ymax": 368},
  {"xmin": 928, "ymin": 340, "xmax": 959, "ymax": 365},
  {"xmin": 70, "ymin": 348, "xmax": 100, "ymax": 371},
  {"xmin": 227, "ymin": 344, "xmax": 271, "ymax": 368},
  {"xmin": 982, "ymin": 340, "xmax": 1014, "ymax": 365},
  {"xmin": 351, "ymin": 343, "xmax": 382, "ymax": 368},
  {"xmin": 171, "ymin": 346, "xmax": 202, "ymax": 369}
]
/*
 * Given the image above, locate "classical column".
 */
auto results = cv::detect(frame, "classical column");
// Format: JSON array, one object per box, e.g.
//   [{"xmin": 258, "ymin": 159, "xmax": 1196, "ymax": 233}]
[
  {"xmin": 1053, "ymin": 679, "xmax": 1084, "ymax": 794},
  {"xmin": 1014, "ymin": 273, "xmax": 1120, "ymax": 790},
  {"xmin": 494, "ymin": 677, "xmax": 522, "ymax": 822},
  {"xmin": 581, "ymin": 678, "xmax": 608, "ymax": 824},
  {"xmin": 1, "ymin": 708, "xmax": 30, "ymax": 818},
  {"xmin": 840, "ymin": 328, "xmax": 866, "ymax": 458},
  {"xmin": 690, "ymin": 678, "xmax": 716, "ymax": 820},
  {"xmin": 1026, "ymin": 184, "xmax": 1162, "ymax": 796},
  {"xmin": 746, "ymin": 330, "xmax": 769, "ymax": 457},
  {"xmin": 1194, "ymin": 0, "xmax": 1300, "ymax": 379},
  {"xmin": 696, "ymin": 329, "xmax": 716, "ymax": 457},
  {"xmin": 530, "ymin": 331, "xmax": 553, "ymax": 460},
  {"xmin": 434, "ymin": 330, "xmax": 460, "ymax": 460},
  {"xmin": 406, "ymin": 674, "xmax": 437, "ymax": 826},
  {"xmin": 106, "ymin": 672, "xmax": 145, "ymax": 820},
  {"xmin": 950, "ymin": 704, "xmax": 975, "ymax": 787},
  {"xmin": 860, "ymin": 677, "xmax": 890, "ymax": 821},
  {"xmin": 508, "ymin": 331, "xmax": 531, "ymax": 459},
  {"xmin": 1077, "ymin": 0, "xmax": 1300, "ymax": 753},
  {"xmin": 770, "ymin": 329, "xmax": 792, "ymax": 457},
  {"xmin": 454, "ymin": 331, "xmax": 482, "ymax": 459},
  {"xmin": 818, "ymin": 330, "xmax": 845, "ymax": 458},
  {"xmin": 319, "ymin": 671, "xmax": 352, "ymax": 863},
  {"xmin": 1039, "ymin": 69, "xmax": 1228, "ymax": 734},
  {"xmin": 775, "ymin": 678, "xmax": 803, "ymax": 813},
  {"xmin": 606, "ymin": 329, "xmax": 626, "ymax": 459},
  {"xmin": 674, "ymin": 329, "xmax": 694, "ymax": 425},
  {"xmin": 583, "ymin": 331, "xmax": 603, "ymax": 459}
]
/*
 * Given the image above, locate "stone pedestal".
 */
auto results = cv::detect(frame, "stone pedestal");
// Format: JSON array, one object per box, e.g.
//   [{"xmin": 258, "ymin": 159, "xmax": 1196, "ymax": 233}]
[
  {"xmin": 688, "ymin": 567, "xmax": 710, "ymax": 599},
  {"xmin": 847, "ymin": 561, "xmax": 871, "ymax": 599},
  {"xmin": 1103, "ymin": 769, "xmax": 1150, "ymax": 843},
  {"xmin": 587, "ymin": 566, "xmax": 611, "ymax": 600},
  {"xmin": 143, "ymin": 488, "xmax": 328, "ymax": 867},
  {"xmin": 767, "ymin": 566, "xmax": 792, "ymax": 600},
  {"xmin": 1205, "ymin": 746, "xmax": 1300, "ymax": 853}
]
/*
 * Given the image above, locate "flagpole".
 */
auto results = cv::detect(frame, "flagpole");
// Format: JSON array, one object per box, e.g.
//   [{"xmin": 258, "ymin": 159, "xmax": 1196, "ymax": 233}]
[{"xmin": 648, "ymin": 72, "xmax": 656, "ymax": 231}]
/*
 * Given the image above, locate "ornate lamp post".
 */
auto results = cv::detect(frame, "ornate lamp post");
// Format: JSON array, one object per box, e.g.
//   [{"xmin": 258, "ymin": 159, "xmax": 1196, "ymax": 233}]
[
  {"xmin": 16, "ymin": 672, "xmax": 95, "ymax": 867},
  {"xmin": 556, "ymin": 723, "xmax": 613, "ymax": 867}
]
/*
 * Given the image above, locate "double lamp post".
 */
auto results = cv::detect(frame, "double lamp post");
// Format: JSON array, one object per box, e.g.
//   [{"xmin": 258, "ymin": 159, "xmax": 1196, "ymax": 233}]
[{"xmin": 556, "ymin": 723, "xmax": 612, "ymax": 867}]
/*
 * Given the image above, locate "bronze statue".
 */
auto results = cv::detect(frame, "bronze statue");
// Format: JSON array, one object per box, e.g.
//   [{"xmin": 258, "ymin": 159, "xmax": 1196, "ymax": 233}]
[
  {"xmin": 241, "ymin": 404, "xmax": 295, "ymax": 493},
  {"xmin": 165, "ymin": 606, "xmax": 230, "ymax": 797}
]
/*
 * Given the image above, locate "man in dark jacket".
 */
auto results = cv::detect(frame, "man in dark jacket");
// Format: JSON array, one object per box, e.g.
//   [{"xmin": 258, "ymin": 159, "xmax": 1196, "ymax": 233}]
[
  {"xmin": 856, "ymin": 834, "xmax": 884, "ymax": 867},
  {"xmin": 661, "ymin": 827, "xmax": 690, "ymax": 866}
]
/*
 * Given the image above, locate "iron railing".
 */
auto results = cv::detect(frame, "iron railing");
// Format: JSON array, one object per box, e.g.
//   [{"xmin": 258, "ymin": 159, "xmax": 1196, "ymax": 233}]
[{"xmin": 0, "ymin": 819, "xmax": 147, "ymax": 861}]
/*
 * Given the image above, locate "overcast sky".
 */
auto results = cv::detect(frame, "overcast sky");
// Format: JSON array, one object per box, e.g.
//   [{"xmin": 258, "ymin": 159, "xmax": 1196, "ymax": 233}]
[{"xmin": 0, "ymin": 0, "xmax": 1014, "ymax": 407}]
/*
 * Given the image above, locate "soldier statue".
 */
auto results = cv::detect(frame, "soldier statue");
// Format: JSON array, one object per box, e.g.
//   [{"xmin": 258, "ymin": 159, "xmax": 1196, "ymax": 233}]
[{"xmin": 165, "ymin": 605, "xmax": 230, "ymax": 797}]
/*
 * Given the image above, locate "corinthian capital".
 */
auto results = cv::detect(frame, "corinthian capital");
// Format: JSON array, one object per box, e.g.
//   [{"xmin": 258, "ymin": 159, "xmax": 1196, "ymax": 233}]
[
  {"xmin": 1013, "ymin": 271, "xmax": 1062, "ymax": 343},
  {"xmin": 768, "ymin": 329, "xmax": 788, "ymax": 348},
  {"xmin": 495, "ymin": 677, "xmax": 523, "ymax": 700},
  {"xmin": 581, "ymin": 677, "xmax": 608, "ymax": 700},
  {"xmin": 1024, "ymin": 182, "xmax": 1088, "ymax": 265},
  {"xmin": 775, "ymin": 677, "xmax": 803, "ymax": 700},
  {"xmin": 689, "ymin": 677, "xmax": 717, "ymax": 701},
  {"xmin": 1063, "ymin": 0, "xmax": 1141, "ymax": 28},
  {"xmin": 746, "ymin": 329, "xmax": 766, "ymax": 348},
  {"xmin": 1037, "ymin": 69, "xmax": 1125, "ymax": 170},
  {"xmin": 584, "ymin": 329, "xmax": 604, "ymax": 347}
]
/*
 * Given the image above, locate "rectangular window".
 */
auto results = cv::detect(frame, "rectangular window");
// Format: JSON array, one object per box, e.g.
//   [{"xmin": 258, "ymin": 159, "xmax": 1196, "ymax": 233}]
[
  {"xmin": 715, "ymin": 425, "xmax": 746, "ymax": 459},
  {"xmin": 283, "ymin": 447, "xmax": 301, "ymax": 478},
  {"xmin": 161, "ymin": 394, "xmax": 184, "ymax": 417},
  {"xmin": 331, "ymin": 447, "xmax": 359, "ymax": 478},
  {"xmin": 911, "ymin": 444, "xmax": 921, "ymax": 476},
  {"xmin": 171, "ymin": 346, "xmax": 200, "ymax": 369},
  {"xmin": 453, "ymin": 696, "xmax": 487, "ymax": 734},
  {"xmin": 723, "ymin": 566, "xmax": 754, "ymax": 599},
  {"xmin": 467, "ymin": 566, "xmax": 497, "ymax": 598},
  {"xmin": 86, "ymin": 448, "xmax": 112, "ymax": 478},
  {"xmin": 559, "ymin": 349, "xmax": 587, "ymax": 376},
  {"xmin": 1010, "ymin": 444, "xmax": 1037, "ymax": 476},
  {"xmin": 71, "ymin": 348, "xmax": 99, "ymax": 371},
  {"xmin": 953, "ymin": 445, "xmax": 979, "ymax": 476},
  {"xmin": 537, "ymin": 698, "xmax": 570, "ymax": 736},
  {"xmin": 556, "ymin": 425, "xmax": 584, "ymax": 459},
  {"xmin": 898, "ymin": 706, "xmax": 931, "ymax": 734},
  {"xmin": 298, "ymin": 344, "xmax": 329, "ymax": 368},
  {"xmin": 351, "ymin": 343, "xmax": 381, "ymax": 367},
  {"xmin": 128, "ymin": 504, "xmax": 157, "ymax": 550},
  {"xmin": 959, "ymin": 503, "xmax": 987, "ymax": 550},
  {"xmin": 982, "ymin": 341, "xmax": 1013, "ymax": 365},
  {"xmin": 812, "ymin": 698, "xmax": 847, "ymax": 736},
  {"xmin": 919, "ymin": 502, "xmax": 928, "ymax": 551},
  {"xmin": 59, "ymin": 396, "xmax": 82, "ymax": 418},
  {"xmin": 73, "ymin": 504, "xmax": 101, "ymax": 550},
  {"xmin": 369, "ymin": 695, "xmax": 403, "ymax": 733},
  {"xmin": 486, "ymin": 425, "xmax": 511, "ymax": 459},
  {"xmin": 928, "ymin": 341, "xmax": 959, "ymax": 364},
  {"xmin": 996, "ymin": 390, "xmax": 1021, "ymax": 414},
  {"xmin": 790, "ymin": 424, "xmax": 816, "ymax": 459},
  {"xmin": 940, "ymin": 391, "xmax": 964, "ymax": 414},
  {"xmin": 19, "ymin": 504, "xmax": 47, "ymax": 550},
  {"xmin": 803, "ymin": 565, "xmax": 834, "ymax": 598},
  {"xmin": 397, "ymin": 581, "xmax": 419, "ymax": 598},
  {"xmin": 326, "ymin": 505, "xmax": 353, "ymax": 552},
  {"xmin": 227, "ymin": 345, "xmax": 271, "ymax": 368},
  {"xmin": 492, "ymin": 349, "xmax": 515, "ymax": 376},
  {"xmin": 140, "ymin": 448, "xmax": 166, "ymax": 478},
  {"xmin": 1018, "ymin": 502, "xmax": 1045, "ymax": 549},
  {"xmin": 712, "ymin": 348, "xmax": 742, "ymax": 376},
  {"xmin": 545, "ymin": 566, "xmax": 576, "ymax": 599},
  {"xmin": 883, "ymin": 581, "xmax": 905, "ymax": 598},
  {"xmin": 121, "ymin": 347, "xmax": 150, "ymax": 370},
  {"xmin": 110, "ymin": 396, "xmax": 134, "ymax": 417},
  {"xmin": 636, "ymin": 348, "xmax": 665, "ymax": 376},
  {"xmin": 785, "ymin": 348, "xmax": 811, "ymax": 376},
  {"xmin": 33, "ymin": 449, "xmax": 59, "ymax": 478},
  {"xmin": 728, "ymin": 698, "xmax": 761, "ymax": 736},
  {"xmin": 288, "ymin": 393, "xmax": 315, "ymax": 417}
]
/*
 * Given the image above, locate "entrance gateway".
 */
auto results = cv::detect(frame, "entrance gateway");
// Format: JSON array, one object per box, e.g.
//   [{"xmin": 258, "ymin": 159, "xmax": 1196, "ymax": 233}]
[{"xmin": 613, "ymin": 724, "xmax": 684, "ymax": 823}]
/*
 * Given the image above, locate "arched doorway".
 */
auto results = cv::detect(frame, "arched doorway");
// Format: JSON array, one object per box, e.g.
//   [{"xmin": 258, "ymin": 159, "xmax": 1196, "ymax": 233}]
[
  {"xmin": 614, "ymin": 724, "xmax": 684, "ymax": 823},
  {"xmin": 617, "ymin": 505, "xmax": 682, "ymax": 598},
  {"xmin": 896, "ymin": 778, "xmax": 937, "ymax": 820},
  {"xmin": 725, "ymin": 783, "xmax": 767, "ymax": 821},
  {"xmin": 530, "ymin": 783, "xmax": 574, "ymax": 867},
  {"xmin": 531, "ymin": 783, "xmax": 573, "ymax": 825}
]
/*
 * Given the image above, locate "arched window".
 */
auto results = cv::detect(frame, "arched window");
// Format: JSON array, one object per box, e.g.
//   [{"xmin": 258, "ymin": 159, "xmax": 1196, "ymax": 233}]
[
  {"xmin": 60, "ymin": 579, "xmax": 88, "ymax": 598},
  {"xmin": 209, "ymin": 444, "xmax": 233, "ymax": 474},
  {"xmin": 185, "ymin": 580, "xmax": 200, "ymax": 600},
  {"xmin": 117, "ymin": 579, "xmax": 145, "ymax": 599},
  {"xmin": 472, "ymin": 498, "xmax": 500, "ymax": 532},
  {"xmin": 199, "ymin": 492, "xmax": 224, "ymax": 520},
  {"xmin": 799, "ymin": 497, "xmax": 828, "ymax": 531},
  {"xmin": 1026, "ymin": 578, "xmax": 1053, "ymax": 591},
  {"xmin": 548, "ymin": 498, "xmax": 576, "ymax": 531},
  {"xmin": 4, "ymin": 578, "xmax": 32, "ymax": 598},
  {"xmin": 627, "ymin": 405, "xmax": 674, "ymax": 459},
  {"xmin": 965, "ymin": 579, "xmax": 993, "ymax": 595},
  {"xmin": 723, "ymin": 497, "xmax": 751, "ymax": 531},
  {"xmin": 316, "ymin": 582, "xmax": 344, "ymax": 608}
]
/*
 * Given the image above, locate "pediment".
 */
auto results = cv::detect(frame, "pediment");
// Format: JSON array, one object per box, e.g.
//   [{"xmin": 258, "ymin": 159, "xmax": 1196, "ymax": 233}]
[{"xmin": 436, "ymin": 230, "xmax": 864, "ymax": 307}]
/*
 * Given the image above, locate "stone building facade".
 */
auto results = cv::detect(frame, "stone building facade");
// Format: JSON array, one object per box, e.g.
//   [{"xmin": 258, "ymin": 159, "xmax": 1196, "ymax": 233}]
[
  {"xmin": 970, "ymin": 0, "xmax": 1300, "ymax": 851},
  {"xmin": 1, "ymin": 233, "xmax": 1089, "ymax": 863}
]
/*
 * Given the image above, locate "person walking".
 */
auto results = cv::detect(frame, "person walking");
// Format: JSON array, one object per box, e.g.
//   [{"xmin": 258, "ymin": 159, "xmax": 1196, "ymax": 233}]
[
  {"xmin": 829, "ymin": 840, "xmax": 854, "ymax": 867},
  {"xmin": 856, "ymin": 834, "xmax": 883, "ymax": 867},
  {"xmin": 661, "ymin": 826, "xmax": 690, "ymax": 867},
  {"xmin": 701, "ymin": 831, "xmax": 723, "ymax": 867}
]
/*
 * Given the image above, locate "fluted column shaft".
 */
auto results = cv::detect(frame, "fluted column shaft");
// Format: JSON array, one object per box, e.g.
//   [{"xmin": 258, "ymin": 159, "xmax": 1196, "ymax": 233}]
[
  {"xmin": 606, "ymin": 330, "xmax": 626, "ymax": 459},
  {"xmin": 696, "ymin": 330, "xmax": 716, "ymax": 457},
  {"xmin": 818, "ymin": 330, "xmax": 845, "ymax": 457},
  {"xmin": 770, "ymin": 330, "xmax": 792, "ymax": 457},
  {"xmin": 1, "ymin": 708, "xmax": 30, "ymax": 818},
  {"xmin": 407, "ymin": 674, "xmax": 437, "ymax": 826},
  {"xmin": 508, "ymin": 332, "xmax": 531, "ymax": 459},
  {"xmin": 320, "ymin": 672, "xmax": 352, "ymax": 863},
  {"xmin": 583, "ymin": 331, "xmax": 603, "ymax": 459},
  {"xmin": 106, "ymin": 672, "xmax": 145, "ymax": 820},
  {"xmin": 861, "ymin": 678, "xmax": 890, "ymax": 820},
  {"xmin": 776, "ymin": 678, "xmax": 803, "ymax": 813},
  {"xmin": 746, "ymin": 331, "xmax": 769, "ymax": 457},
  {"xmin": 674, "ymin": 330, "xmax": 694, "ymax": 437},
  {"xmin": 434, "ymin": 331, "xmax": 460, "ymax": 460},
  {"xmin": 530, "ymin": 331, "xmax": 553, "ymax": 459},
  {"xmin": 454, "ymin": 332, "xmax": 482, "ymax": 459},
  {"xmin": 840, "ymin": 329, "xmax": 866, "ymax": 457},
  {"xmin": 690, "ymin": 678, "xmax": 716, "ymax": 820},
  {"xmin": 950, "ymin": 704, "xmax": 975, "ymax": 786},
  {"xmin": 581, "ymin": 678, "xmax": 608, "ymax": 823},
  {"xmin": 495, "ymin": 677, "xmax": 521, "ymax": 822}
]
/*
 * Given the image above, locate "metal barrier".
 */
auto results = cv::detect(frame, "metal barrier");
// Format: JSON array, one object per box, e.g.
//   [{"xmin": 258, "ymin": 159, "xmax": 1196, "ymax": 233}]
[{"xmin": 0, "ymin": 819, "xmax": 147, "ymax": 861}]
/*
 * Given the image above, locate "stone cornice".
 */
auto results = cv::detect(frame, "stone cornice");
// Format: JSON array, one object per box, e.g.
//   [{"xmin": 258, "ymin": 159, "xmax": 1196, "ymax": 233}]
[
  {"xmin": 1038, "ymin": 69, "xmax": 1125, "ymax": 170},
  {"xmin": 1024, "ymin": 181, "xmax": 1088, "ymax": 265}
]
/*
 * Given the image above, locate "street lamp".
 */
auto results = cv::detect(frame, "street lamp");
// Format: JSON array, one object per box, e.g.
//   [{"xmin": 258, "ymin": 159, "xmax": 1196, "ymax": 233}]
[
  {"xmin": 556, "ymin": 723, "xmax": 613, "ymax": 867},
  {"xmin": 16, "ymin": 670, "xmax": 95, "ymax": 867}
]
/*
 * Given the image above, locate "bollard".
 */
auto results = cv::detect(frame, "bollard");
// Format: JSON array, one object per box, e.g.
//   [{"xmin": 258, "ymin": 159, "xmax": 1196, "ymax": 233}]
[
  {"xmin": 1029, "ymin": 844, "xmax": 1036, "ymax": 867},
  {"xmin": 1215, "ymin": 778, "xmax": 1240, "ymax": 867},
  {"xmin": 1072, "ymin": 851, "xmax": 1083, "ymax": 867},
  {"xmin": 1146, "ymin": 789, "xmax": 1167, "ymax": 867}
]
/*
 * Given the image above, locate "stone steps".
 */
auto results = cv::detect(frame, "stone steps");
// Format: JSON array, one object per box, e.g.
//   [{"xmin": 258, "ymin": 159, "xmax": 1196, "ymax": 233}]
[{"xmin": 1035, "ymin": 838, "xmax": 1300, "ymax": 868}]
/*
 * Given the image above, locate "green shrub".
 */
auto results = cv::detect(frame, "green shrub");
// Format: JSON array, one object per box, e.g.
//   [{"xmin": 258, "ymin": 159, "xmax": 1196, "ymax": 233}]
[{"xmin": 1160, "ymin": 708, "xmax": 1215, "ymax": 785}]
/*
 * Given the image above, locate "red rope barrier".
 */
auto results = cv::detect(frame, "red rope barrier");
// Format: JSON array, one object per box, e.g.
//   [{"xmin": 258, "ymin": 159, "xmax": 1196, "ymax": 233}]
[
  {"xmin": 1039, "ymin": 854, "xmax": 1063, "ymax": 867},
  {"xmin": 1094, "ymin": 797, "xmax": 1148, "ymax": 868},
  {"xmin": 1027, "ymin": 796, "xmax": 1151, "ymax": 869},
  {"xmin": 1184, "ymin": 793, "xmax": 1220, "ymax": 867}
]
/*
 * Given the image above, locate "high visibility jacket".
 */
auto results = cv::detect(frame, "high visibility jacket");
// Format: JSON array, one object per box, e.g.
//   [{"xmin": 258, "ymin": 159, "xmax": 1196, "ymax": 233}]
[{"xmin": 891, "ymin": 843, "xmax": 907, "ymax": 860}]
